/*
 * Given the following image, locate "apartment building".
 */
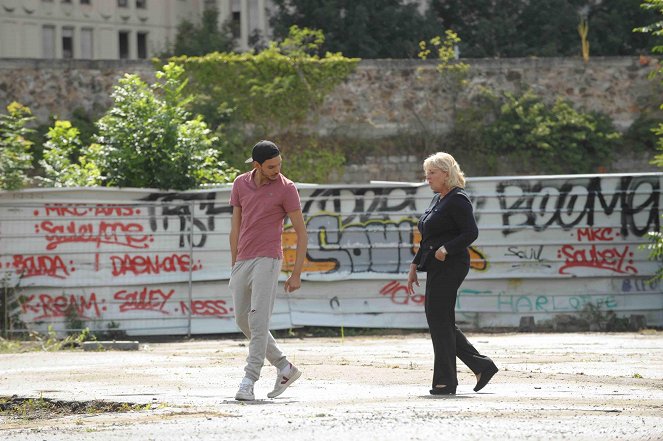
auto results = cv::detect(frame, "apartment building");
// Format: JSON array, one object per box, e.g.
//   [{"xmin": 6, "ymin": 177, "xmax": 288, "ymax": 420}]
[{"xmin": 0, "ymin": 0, "xmax": 273, "ymax": 60}]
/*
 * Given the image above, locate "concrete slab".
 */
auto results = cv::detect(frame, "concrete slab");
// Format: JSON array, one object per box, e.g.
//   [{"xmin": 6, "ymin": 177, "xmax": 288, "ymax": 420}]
[{"xmin": 1, "ymin": 332, "xmax": 662, "ymax": 440}]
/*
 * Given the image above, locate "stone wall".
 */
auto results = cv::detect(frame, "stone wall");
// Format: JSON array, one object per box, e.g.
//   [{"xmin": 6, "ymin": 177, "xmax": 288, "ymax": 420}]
[
  {"xmin": 315, "ymin": 56, "xmax": 662, "ymax": 137},
  {"xmin": 0, "ymin": 59, "xmax": 155, "ymax": 122},
  {"xmin": 0, "ymin": 56, "xmax": 661, "ymax": 182}
]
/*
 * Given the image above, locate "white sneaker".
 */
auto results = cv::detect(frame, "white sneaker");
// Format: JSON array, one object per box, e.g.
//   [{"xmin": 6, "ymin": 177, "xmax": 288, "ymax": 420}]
[
  {"xmin": 235, "ymin": 377, "xmax": 255, "ymax": 401},
  {"xmin": 267, "ymin": 363, "xmax": 301, "ymax": 398}
]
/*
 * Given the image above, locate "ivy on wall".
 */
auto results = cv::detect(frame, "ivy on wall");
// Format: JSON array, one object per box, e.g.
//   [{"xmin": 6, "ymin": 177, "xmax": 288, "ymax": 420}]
[
  {"xmin": 168, "ymin": 26, "xmax": 359, "ymax": 135},
  {"xmin": 166, "ymin": 26, "xmax": 359, "ymax": 182}
]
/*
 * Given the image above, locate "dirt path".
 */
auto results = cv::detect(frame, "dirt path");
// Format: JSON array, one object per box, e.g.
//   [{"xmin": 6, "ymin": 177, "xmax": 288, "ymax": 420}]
[{"xmin": 1, "ymin": 332, "xmax": 662, "ymax": 440}]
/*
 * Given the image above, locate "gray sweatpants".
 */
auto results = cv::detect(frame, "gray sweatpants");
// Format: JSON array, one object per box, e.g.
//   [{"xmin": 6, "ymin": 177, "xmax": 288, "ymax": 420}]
[{"xmin": 229, "ymin": 257, "xmax": 289, "ymax": 381}]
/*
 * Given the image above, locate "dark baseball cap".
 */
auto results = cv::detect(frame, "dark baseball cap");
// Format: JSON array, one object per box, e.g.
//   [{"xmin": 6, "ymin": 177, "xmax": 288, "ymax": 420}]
[{"xmin": 245, "ymin": 140, "xmax": 280, "ymax": 164}]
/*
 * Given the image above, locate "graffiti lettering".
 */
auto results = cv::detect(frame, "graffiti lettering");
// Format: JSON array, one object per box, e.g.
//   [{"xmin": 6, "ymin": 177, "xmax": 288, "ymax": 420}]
[
  {"xmin": 39, "ymin": 204, "xmax": 139, "ymax": 217},
  {"xmin": 506, "ymin": 246, "xmax": 544, "ymax": 261},
  {"xmin": 110, "ymin": 253, "xmax": 201, "ymax": 276},
  {"xmin": 43, "ymin": 204, "xmax": 89, "ymax": 217},
  {"xmin": 20, "ymin": 293, "xmax": 102, "ymax": 320},
  {"xmin": 379, "ymin": 281, "xmax": 424, "ymax": 305},
  {"xmin": 302, "ymin": 187, "xmax": 418, "ymax": 224},
  {"xmin": 621, "ymin": 278, "xmax": 660, "ymax": 293},
  {"xmin": 141, "ymin": 192, "xmax": 231, "ymax": 248},
  {"xmin": 39, "ymin": 220, "xmax": 151, "ymax": 250},
  {"xmin": 179, "ymin": 300, "xmax": 231, "ymax": 317},
  {"xmin": 557, "ymin": 244, "xmax": 637, "ymax": 275},
  {"xmin": 306, "ymin": 215, "xmax": 418, "ymax": 274},
  {"xmin": 114, "ymin": 287, "xmax": 174, "ymax": 314},
  {"xmin": 496, "ymin": 292, "xmax": 617, "ymax": 313},
  {"xmin": 576, "ymin": 227, "xmax": 617, "ymax": 242},
  {"xmin": 10, "ymin": 254, "xmax": 72, "ymax": 279},
  {"xmin": 497, "ymin": 176, "xmax": 660, "ymax": 237}
]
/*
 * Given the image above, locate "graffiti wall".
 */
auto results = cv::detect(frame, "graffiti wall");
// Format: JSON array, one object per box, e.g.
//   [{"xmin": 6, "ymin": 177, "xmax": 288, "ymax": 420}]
[{"xmin": 0, "ymin": 173, "xmax": 661, "ymax": 336}]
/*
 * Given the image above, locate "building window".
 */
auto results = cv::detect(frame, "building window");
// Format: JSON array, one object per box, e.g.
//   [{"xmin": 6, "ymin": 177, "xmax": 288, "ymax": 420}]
[
  {"xmin": 62, "ymin": 27, "xmax": 74, "ymax": 58},
  {"xmin": 117, "ymin": 0, "xmax": 128, "ymax": 7},
  {"xmin": 231, "ymin": 11, "xmax": 241, "ymax": 38},
  {"xmin": 81, "ymin": 28, "xmax": 93, "ymax": 59},
  {"xmin": 42, "ymin": 25, "xmax": 56, "ymax": 58},
  {"xmin": 62, "ymin": 0, "xmax": 72, "ymax": 3},
  {"xmin": 119, "ymin": 31, "xmax": 130, "ymax": 59},
  {"xmin": 80, "ymin": 0, "xmax": 91, "ymax": 4},
  {"xmin": 137, "ymin": 32, "xmax": 147, "ymax": 59},
  {"xmin": 136, "ymin": 0, "xmax": 146, "ymax": 8}
]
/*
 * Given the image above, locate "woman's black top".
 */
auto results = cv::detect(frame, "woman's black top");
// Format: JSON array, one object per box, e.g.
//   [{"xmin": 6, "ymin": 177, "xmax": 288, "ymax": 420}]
[{"xmin": 412, "ymin": 187, "xmax": 479, "ymax": 272}]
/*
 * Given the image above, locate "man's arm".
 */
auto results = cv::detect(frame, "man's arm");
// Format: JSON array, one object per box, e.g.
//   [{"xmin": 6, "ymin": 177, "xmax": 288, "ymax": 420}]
[
  {"xmin": 284, "ymin": 209, "xmax": 308, "ymax": 293},
  {"xmin": 230, "ymin": 206, "xmax": 242, "ymax": 267}
]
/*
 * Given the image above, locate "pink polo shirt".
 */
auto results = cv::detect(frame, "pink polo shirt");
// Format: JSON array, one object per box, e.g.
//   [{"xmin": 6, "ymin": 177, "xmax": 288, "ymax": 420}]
[{"xmin": 229, "ymin": 170, "xmax": 301, "ymax": 261}]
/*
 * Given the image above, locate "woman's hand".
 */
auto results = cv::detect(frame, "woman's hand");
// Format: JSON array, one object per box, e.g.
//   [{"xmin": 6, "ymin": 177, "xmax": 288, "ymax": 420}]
[
  {"xmin": 407, "ymin": 264, "xmax": 419, "ymax": 295},
  {"xmin": 434, "ymin": 246, "xmax": 448, "ymax": 261}
]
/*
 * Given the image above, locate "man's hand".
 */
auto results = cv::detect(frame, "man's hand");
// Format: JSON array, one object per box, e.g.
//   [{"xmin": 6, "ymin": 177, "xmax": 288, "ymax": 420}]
[{"xmin": 284, "ymin": 273, "xmax": 302, "ymax": 293}]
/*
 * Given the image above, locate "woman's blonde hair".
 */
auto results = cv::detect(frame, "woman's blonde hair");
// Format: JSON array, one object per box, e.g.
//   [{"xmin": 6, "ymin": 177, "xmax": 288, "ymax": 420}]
[{"xmin": 423, "ymin": 152, "xmax": 466, "ymax": 188}]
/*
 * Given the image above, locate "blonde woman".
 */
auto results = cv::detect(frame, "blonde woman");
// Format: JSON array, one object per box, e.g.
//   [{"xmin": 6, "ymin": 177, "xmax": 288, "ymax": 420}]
[{"xmin": 407, "ymin": 152, "xmax": 498, "ymax": 395}]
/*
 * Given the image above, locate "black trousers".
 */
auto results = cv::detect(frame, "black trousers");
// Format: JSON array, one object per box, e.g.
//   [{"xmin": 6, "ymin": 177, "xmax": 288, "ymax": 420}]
[{"xmin": 425, "ymin": 258, "xmax": 496, "ymax": 387}]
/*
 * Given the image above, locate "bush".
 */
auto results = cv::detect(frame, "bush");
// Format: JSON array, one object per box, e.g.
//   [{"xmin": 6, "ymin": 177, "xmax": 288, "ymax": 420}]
[
  {"xmin": 447, "ymin": 90, "xmax": 621, "ymax": 175},
  {"xmin": 39, "ymin": 121, "xmax": 102, "ymax": 187},
  {"xmin": 95, "ymin": 63, "xmax": 236, "ymax": 190},
  {"xmin": 0, "ymin": 102, "xmax": 34, "ymax": 190}
]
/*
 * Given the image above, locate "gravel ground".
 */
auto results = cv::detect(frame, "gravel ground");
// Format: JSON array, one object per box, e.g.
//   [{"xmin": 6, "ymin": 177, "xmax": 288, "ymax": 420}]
[{"xmin": 1, "ymin": 331, "xmax": 662, "ymax": 440}]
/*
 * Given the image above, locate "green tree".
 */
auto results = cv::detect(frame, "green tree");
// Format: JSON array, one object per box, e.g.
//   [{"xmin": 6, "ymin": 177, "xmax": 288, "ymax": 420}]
[
  {"xmin": 39, "ymin": 120, "xmax": 102, "ymax": 187},
  {"xmin": 95, "ymin": 63, "xmax": 236, "ymax": 190},
  {"xmin": 429, "ymin": 0, "xmax": 660, "ymax": 57},
  {"xmin": 589, "ymin": 0, "xmax": 663, "ymax": 55},
  {"xmin": 172, "ymin": 6, "xmax": 234, "ymax": 56},
  {"xmin": 637, "ymin": 0, "xmax": 663, "ymax": 167},
  {"xmin": 636, "ymin": 0, "xmax": 663, "ymax": 281},
  {"xmin": 430, "ymin": 0, "xmax": 529, "ymax": 57},
  {"xmin": 270, "ymin": 0, "xmax": 438, "ymax": 58},
  {"xmin": 0, "ymin": 102, "xmax": 34, "ymax": 190}
]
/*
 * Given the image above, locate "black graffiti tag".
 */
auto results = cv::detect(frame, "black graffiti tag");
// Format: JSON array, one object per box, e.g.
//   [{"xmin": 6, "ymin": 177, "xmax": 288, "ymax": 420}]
[{"xmin": 497, "ymin": 176, "xmax": 660, "ymax": 237}]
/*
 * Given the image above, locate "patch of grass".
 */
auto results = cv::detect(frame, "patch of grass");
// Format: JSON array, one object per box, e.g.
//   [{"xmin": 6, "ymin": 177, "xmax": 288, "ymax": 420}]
[
  {"xmin": 0, "ymin": 327, "xmax": 99, "ymax": 353},
  {"xmin": 0, "ymin": 395, "xmax": 155, "ymax": 420},
  {"xmin": 632, "ymin": 373, "xmax": 643, "ymax": 379},
  {"xmin": 0, "ymin": 338, "xmax": 23, "ymax": 353}
]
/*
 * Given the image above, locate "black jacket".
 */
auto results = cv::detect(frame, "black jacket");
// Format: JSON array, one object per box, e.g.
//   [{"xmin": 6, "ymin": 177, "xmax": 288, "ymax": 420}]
[{"xmin": 412, "ymin": 187, "xmax": 479, "ymax": 271}]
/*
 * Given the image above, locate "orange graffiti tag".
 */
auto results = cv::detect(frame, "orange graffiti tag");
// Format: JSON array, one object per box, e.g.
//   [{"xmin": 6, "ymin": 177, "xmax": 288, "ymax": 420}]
[
  {"xmin": 469, "ymin": 247, "xmax": 488, "ymax": 271},
  {"xmin": 281, "ymin": 229, "xmax": 336, "ymax": 273}
]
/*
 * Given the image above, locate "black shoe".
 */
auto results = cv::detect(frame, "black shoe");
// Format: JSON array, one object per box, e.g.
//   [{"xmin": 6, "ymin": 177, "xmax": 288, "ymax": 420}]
[
  {"xmin": 474, "ymin": 366, "xmax": 499, "ymax": 392},
  {"xmin": 429, "ymin": 385, "xmax": 457, "ymax": 395}
]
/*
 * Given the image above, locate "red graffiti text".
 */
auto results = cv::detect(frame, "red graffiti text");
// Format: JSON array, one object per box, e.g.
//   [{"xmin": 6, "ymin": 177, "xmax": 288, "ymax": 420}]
[
  {"xmin": 179, "ymin": 300, "xmax": 232, "ymax": 317},
  {"xmin": 41, "ymin": 204, "xmax": 139, "ymax": 217},
  {"xmin": 110, "ymin": 253, "xmax": 201, "ymax": 276},
  {"xmin": 20, "ymin": 293, "xmax": 102, "ymax": 320},
  {"xmin": 379, "ymin": 280, "xmax": 424, "ymax": 305},
  {"xmin": 10, "ymin": 254, "xmax": 72, "ymax": 279},
  {"xmin": 114, "ymin": 287, "xmax": 174, "ymax": 314},
  {"xmin": 576, "ymin": 227, "xmax": 618, "ymax": 242},
  {"xmin": 558, "ymin": 244, "xmax": 637, "ymax": 275},
  {"xmin": 39, "ymin": 220, "xmax": 151, "ymax": 250}
]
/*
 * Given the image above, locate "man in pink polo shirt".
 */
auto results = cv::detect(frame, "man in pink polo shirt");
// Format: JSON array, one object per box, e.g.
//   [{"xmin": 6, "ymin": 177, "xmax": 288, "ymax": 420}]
[{"xmin": 229, "ymin": 140, "xmax": 308, "ymax": 401}]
